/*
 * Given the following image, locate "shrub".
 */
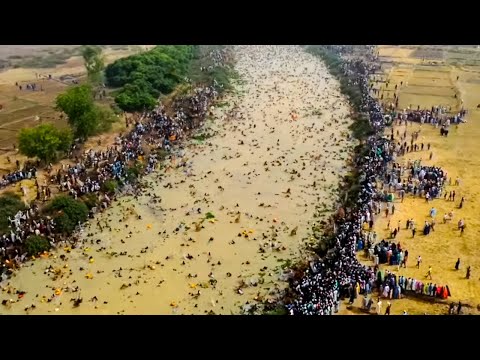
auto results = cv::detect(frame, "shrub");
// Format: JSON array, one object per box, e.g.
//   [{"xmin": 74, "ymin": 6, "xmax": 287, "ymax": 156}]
[
  {"xmin": 45, "ymin": 195, "xmax": 89, "ymax": 235},
  {"xmin": 126, "ymin": 163, "xmax": 142, "ymax": 183},
  {"xmin": 18, "ymin": 123, "xmax": 73, "ymax": 164},
  {"xmin": 101, "ymin": 179, "xmax": 119, "ymax": 194},
  {"xmin": 349, "ymin": 115, "xmax": 374, "ymax": 140},
  {"xmin": 110, "ymin": 103, "xmax": 123, "ymax": 115},
  {"xmin": 25, "ymin": 235, "xmax": 51, "ymax": 255}
]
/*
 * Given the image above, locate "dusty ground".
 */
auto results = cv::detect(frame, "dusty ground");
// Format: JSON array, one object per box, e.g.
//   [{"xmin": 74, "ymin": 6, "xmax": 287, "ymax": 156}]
[
  {"xmin": 0, "ymin": 45, "xmax": 355, "ymax": 315},
  {"xmin": 0, "ymin": 45, "xmax": 153, "ymax": 152},
  {"xmin": 342, "ymin": 45, "xmax": 480, "ymax": 315}
]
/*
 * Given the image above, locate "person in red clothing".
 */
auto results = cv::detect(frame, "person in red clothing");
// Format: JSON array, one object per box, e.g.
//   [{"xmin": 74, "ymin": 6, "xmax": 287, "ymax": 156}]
[{"xmin": 442, "ymin": 286, "xmax": 449, "ymax": 299}]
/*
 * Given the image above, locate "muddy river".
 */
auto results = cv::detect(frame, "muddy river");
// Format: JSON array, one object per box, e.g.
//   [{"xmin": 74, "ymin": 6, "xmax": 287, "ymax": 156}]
[{"xmin": 1, "ymin": 45, "xmax": 355, "ymax": 314}]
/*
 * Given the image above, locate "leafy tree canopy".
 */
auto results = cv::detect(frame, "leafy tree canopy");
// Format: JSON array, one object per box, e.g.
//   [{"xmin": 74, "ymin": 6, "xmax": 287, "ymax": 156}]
[
  {"xmin": 18, "ymin": 123, "xmax": 73, "ymax": 163},
  {"xmin": 105, "ymin": 45, "xmax": 195, "ymax": 112},
  {"xmin": 44, "ymin": 195, "xmax": 89, "ymax": 235},
  {"xmin": 81, "ymin": 45, "xmax": 105, "ymax": 84},
  {"xmin": 55, "ymin": 84, "xmax": 116, "ymax": 140}
]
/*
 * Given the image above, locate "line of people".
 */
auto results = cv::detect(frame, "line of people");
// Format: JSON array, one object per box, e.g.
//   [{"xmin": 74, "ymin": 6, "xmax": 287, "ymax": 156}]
[{"xmin": 0, "ymin": 166, "xmax": 37, "ymax": 189}]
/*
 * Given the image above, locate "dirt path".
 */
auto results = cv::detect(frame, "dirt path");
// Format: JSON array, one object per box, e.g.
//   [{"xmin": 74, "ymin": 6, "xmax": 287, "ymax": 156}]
[{"xmin": 0, "ymin": 46, "xmax": 355, "ymax": 315}]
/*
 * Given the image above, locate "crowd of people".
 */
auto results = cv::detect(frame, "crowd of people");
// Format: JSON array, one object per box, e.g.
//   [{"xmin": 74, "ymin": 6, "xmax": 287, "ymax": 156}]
[
  {"xmin": 0, "ymin": 162, "xmax": 37, "ymax": 189},
  {"xmin": 375, "ymin": 268, "xmax": 450, "ymax": 300},
  {"xmin": 390, "ymin": 107, "xmax": 467, "ymax": 128},
  {"xmin": 286, "ymin": 46, "xmax": 392, "ymax": 315},
  {"xmin": 365, "ymin": 239, "xmax": 407, "ymax": 267},
  {"xmin": 286, "ymin": 45, "xmax": 455, "ymax": 315},
  {"xmin": 0, "ymin": 48, "xmax": 232, "ymax": 272},
  {"xmin": 383, "ymin": 161, "xmax": 446, "ymax": 204}
]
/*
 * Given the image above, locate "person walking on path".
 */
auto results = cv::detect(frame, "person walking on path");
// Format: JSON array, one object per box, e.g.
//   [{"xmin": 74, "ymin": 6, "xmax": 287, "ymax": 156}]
[
  {"xmin": 416, "ymin": 255, "xmax": 422, "ymax": 269},
  {"xmin": 455, "ymin": 258, "xmax": 460, "ymax": 270},
  {"xmin": 466, "ymin": 266, "xmax": 471, "ymax": 279},
  {"xmin": 426, "ymin": 266, "xmax": 433, "ymax": 280}
]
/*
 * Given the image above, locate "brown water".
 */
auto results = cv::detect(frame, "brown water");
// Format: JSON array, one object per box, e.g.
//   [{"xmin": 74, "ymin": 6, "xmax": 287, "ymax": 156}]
[{"xmin": 0, "ymin": 45, "xmax": 354, "ymax": 315}]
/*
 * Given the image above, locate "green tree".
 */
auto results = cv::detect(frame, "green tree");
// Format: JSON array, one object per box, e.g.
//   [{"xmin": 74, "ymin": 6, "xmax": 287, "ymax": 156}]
[
  {"xmin": 24, "ymin": 235, "xmax": 51, "ymax": 255},
  {"xmin": 56, "ymin": 85, "xmax": 116, "ymax": 140},
  {"xmin": 0, "ymin": 192, "xmax": 25, "ymax": 234},
  {"xmin": 82, "ymin": 45, "xmax": 105, "ymax": 84},
  {"xmin": 115, "ymin": 85, "xmax": 157, "ymax": 112},
  {"xmin": 56, "ymin": 84, "xmax": 94, "ymax": 123},
  {"xmin": 104, "ymin": 45, "xmax": 195, "ymax": 112},
  {"xmin": 18, "ymin": 123, "xmax": 73, "ymax": 163},
  {"xmin": 101, "ymin": 179, "xmax": 119, "ymax": 194},
  {"xmin": 125, "ymin": 162, "xmax": 144, "ymax": 183},
  {"xmin": 93, "ymin": 104, "xmax": 117, "ymax": 133},
  {"xmin": 45, "ymin": 195, "xmax": 89, "ymax": 235}
]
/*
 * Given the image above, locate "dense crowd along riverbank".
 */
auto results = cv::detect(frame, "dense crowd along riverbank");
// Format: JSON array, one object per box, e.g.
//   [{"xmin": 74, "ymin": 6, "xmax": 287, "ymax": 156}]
[
  {"xmin": 0, "ymin": 48, "xmax": 233, "ymax": 276},
  {"xmin": 283, "ymin": 46, "xmax": 457, "ymax": 315}
]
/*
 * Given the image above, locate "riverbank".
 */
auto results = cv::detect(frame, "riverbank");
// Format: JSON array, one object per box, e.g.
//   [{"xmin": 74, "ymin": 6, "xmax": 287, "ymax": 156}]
[
  {"xmin": 283, "ymin": 45, "xmax": 477, "ymax": 316},
  {"xmin": 350, "ymin": 46, "xmax": 480, "ymax": 315},
  {"xmin": 0, "ymin": 46, "xmax": 355, "ymax": 314}
]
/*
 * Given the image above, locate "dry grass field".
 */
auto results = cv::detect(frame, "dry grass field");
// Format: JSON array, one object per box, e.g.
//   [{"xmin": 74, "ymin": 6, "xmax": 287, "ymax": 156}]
[
  {"xmin": 345, "ymin": 45, "xmax": 480, "ymax": 315},
  {"xmin": 0, "ymin": 46, "xmax": 152, "ymax": 148},
  {"xmin": 0, "ymin": 45, "xmax": 153, "ymax": 175}
]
